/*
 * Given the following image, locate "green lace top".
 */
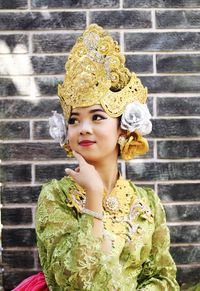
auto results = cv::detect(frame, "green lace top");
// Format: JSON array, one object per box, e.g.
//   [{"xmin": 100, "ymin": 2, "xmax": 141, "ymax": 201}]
[{"xmin": 35, "ymin": 175, "xmax": 180, "ymax": 291}]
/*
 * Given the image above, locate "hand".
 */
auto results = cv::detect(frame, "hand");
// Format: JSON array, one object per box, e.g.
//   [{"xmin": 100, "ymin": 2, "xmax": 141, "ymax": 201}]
[{"xmin": 65, "ymin": 151, "xmax": 104, "ymax": 197}]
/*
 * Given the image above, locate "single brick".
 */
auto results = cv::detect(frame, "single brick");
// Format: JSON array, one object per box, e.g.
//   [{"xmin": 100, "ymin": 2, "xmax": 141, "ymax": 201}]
[
  {"xmin": 164, "ymin": 204, "xmax": 200, "ymax": 222},
  {"xmin": 1, "ymin": 164, "xmax": 31, "ymax": 183},
  {"xmin": 0, "ymin": 77, "xmax": 30, "ymax": 96},
  {"xmin": 2, "ymin": 185, "xmax": 41, "ymax": 204},
  {"xmin": 126, "ymin": 161, "xmax": 200, "ymax": 181},
  {"xmin": 31, "ymin": 55, "xmax": 66, "ymax": 74},
  {"xmin": 125, "ymin": 32, "xmax": 200, "ymax": 51},
  {"xmin": 34, "ymin": 76, "xmax": 62, "ymax": 96},
  {"xmin": 3, "ymin": 250, "xmax": 34, "ymax": 269},
  {"xmin": 2, "ymin": 228, "xmax": 36, "ymax": 247},
  {"xmin": 0, "ymin": 98, "xmax": 61, "ymax": 119},
  {"xmin": 158, "ymin": 183, "xmax": 200, "ymax": 202},
  {"xmin": 125, "ymin": 54, "xmax": 153, "ymax": 73},
  {"xmin": 0, "ymin": 12, "xmax": 86, "ymax": 30},
  {"xmin": 177, "ymin": 266, "xmax": 200, "ymax": 286},
  {"xmin": 0, "ymin": 0, "xmax": 27, "ymax": 9},
  {"xmin": 2, "ymin": 208, "xmax": 32, "ymax": 225},
  {"xmin": 140, "ymin": 76, "xmax": 200, "ymax": 93},
  {"xmin": 90, "ymin": 10, "xmax": 152, "ymax": 29},
  {"xmin": 169, "ymin": 225, "xmax": 200, "ymax": 243},
  {"xmin": 33, "ymin": 120, "xmax": 51, "ymax": 139},
  {"xmin": 32, "ymin": 32, "xmax": 119, "ymax": 53},
  {"xmin": 33, "ymin": 33, "xmax": 81, "ymax": 53},
  {"xmin": 150, "ymin": 119, "xmax": 200, "ymax": 138},
  {"xmin": 35, "ymin": 163, "xmax": 77, "ymax": 183},
  {"xmin": 0, "ymin": 142, "xmax": 67, "ymax": 161},
  {"xmin": 123, "ymin": 0, "xmax": 200, "ymax": 8},
  {"xmin": 31, "ymin": 0, "xmax": 119, "ymax": 8},
  {"xmin": 157, "ymin": 140, "xmax": 200, "ymax": 159},
  {"xmin": 0, "ymin": 121, "xmax": 29, "ymax": 140},
  {"xmin": 157, "ymin": 54, "xmax": 200, "ymax": 73},
  {"xmin": 156, "ymin": 10, "xmax": 200, "ymax": 29},
  {"xmin": 0, "ymin": 34, "xmax": 28, "ymax": 53},
  {"xmin": 170, "ymin": 246, "xmax": 200, "ymax": 265},
  {"xmin": 157, "ymin": 97, "xmax": 200, "ymax": 116}
]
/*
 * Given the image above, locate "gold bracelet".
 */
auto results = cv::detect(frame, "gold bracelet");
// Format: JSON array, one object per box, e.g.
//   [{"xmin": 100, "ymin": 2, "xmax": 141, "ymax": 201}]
[{"xmin": 81, "ymin": 207, "xmax": 104, "ymax": 220}]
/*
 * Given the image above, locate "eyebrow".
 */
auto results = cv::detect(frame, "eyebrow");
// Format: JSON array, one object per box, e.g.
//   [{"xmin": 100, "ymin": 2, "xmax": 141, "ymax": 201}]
[{"xmin": 70, "ymin": 109, "xmax": 105, "ymax": 116}]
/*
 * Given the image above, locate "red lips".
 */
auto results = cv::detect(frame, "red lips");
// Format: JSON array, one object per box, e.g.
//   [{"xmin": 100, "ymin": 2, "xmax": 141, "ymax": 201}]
[{"xmin": 79, "ymin": 140, "xmax": 96, "ymax": 146}]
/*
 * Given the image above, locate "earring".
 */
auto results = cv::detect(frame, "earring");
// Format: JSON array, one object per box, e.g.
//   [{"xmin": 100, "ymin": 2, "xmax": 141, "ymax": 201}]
[
  {"xmin": 63, "ymin": 141, "xmax": 73, "ymax": 158},
  {"xmin": 118, "ymin": 135, "xmax": 126, "ymax": 146}
]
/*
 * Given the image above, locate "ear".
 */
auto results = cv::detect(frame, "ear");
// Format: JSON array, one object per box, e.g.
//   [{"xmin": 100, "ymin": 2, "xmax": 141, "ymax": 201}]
[{"xmin": 118, "ymin": 126, "xmax": 126, "ymax": 137}]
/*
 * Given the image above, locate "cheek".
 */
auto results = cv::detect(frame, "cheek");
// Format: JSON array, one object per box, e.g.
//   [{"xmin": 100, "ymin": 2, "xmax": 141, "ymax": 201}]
[{"xmin": 67, "ymin": 127, "xmax": 76, "ymax": 144}]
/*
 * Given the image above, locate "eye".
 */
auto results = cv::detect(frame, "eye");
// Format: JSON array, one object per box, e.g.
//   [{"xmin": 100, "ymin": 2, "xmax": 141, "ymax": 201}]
[
  {"xmin": 92, "ymin": 114, "xmax": 106, "ymax": 121},
  {"xmin": 68, "ymin": 117, "xmax": 79, "ymax": 125}
]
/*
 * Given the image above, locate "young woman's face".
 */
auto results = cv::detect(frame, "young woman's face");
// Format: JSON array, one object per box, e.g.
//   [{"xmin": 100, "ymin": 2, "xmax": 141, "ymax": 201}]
[{"xmin": 68, "ymin": 105, "xmax": 122, "ymax": 163}]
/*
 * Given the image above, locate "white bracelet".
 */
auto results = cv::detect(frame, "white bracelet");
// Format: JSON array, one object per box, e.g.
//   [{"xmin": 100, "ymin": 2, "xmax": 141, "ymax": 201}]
[{"xmin": 81, "ymin": 207, "xmax": 104, "ymax": 220}]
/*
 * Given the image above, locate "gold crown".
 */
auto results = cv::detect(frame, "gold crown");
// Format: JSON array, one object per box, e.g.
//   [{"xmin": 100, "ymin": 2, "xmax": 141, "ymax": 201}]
[{"xmin": 58, "ymin": 24, "xmax": 148, "ymax": 120}]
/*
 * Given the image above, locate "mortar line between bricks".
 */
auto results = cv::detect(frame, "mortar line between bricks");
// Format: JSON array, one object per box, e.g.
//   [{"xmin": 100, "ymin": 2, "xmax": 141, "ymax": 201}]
[
  {"xmin": 167, "ymin": 222, "xmax": 200, "ymax": 226},
  {"xmin": 2, "ymin": 116, "xmax": 200, "ymax": 122},
  {"xmin": 152, "ymin": 53, "xmax": 156, "ymax": 74},
  {"xmin": 176, "ymin": 264, "xmax": 200, "ymax": 267},
  {"xmin": 154, "ymin": 139, "xmax": 157, "ymax": 160},
  {"xmin": 31, "ymin": 164, "xmax": 35, "ymax": 185},
  {"xmin": 171, "ymin": 243, "xmax": 200, "ymax": 247},
  {"xmin": 1, "ymin": 7, "xmax": 200, "ymax": 11},
  {"xmin": 120, "ymin": 31, "xmax": 124, "ymax": 53},
  {"xmin": 124, "ymin": 52, "xmax": 200, "ymax": 55},
  {"xmin": 163, "ymin": 201, "xmax": 200, "ymax": 205},
  {"xmin": 1, "ymin": 138, "xmax": 200, "ymax": 144},
  {"xmin": 2, "ymin": 28, "xmax": 200, "ymax": 34},
  {"xmin": 2, "ymin": 28, "xmax": 200, "ymax": 33},
  {"xmin": 28, "ymin": 0, "xmax": 31, "ymax": 10},
  {"xmin": 120, "ymin": 0, "xmax": 123, "ymax": 9},
  {"xmin": 86, "ymin": 10, "xmax": 89, "ymax": 27},
  {"xmin": 1, "ymin": 93, "xmax": 200, "ymax": 99},
  {"xmin": 27, "ymin": 52, "xmax": 200, "ymax": 56},
  {"xmin": 0, "ymin": 96, "xmax": 59, "ymax": 100},
  {"xmin": 120, "ymin": 160, "xmax": 126, "ymax": 178},
  {"xmin": 3, "ymin": 73, "xmax": 200, "ymax": 77},
  {"xmin": 29, "ymin": 34, "xmax": 32, "ymax": 54},
  {"xmin": 3, "ymin": 204, "xmax": 37, "ymax": 208},
  {"xmin": 151, "ymin": 9, "xmax": 156, "ymax": 30},
  {"xmin": 6, "ymin": 51, "xmax": 200, "ymax": 56},
  {"xmin": 122, "ymin": 8, "xmax": 200, "ymax": 11},
  {"xmin": 2, "ymin": 159, "xmax": 200, "ymax": 165}
]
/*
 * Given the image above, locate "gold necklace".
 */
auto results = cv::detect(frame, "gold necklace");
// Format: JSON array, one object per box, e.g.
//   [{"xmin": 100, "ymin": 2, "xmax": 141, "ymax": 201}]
[{"xmin": 102, "ymin": 175, "xmax": 124, "ymax": 215}]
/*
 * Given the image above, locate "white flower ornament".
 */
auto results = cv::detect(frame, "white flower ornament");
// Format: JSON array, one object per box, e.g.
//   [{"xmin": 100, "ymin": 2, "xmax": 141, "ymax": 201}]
[
  {"xmin": 121, "ymin": 101, "xmax": 152, "ymax": 135},
  {"xmin": 49, "ymin": 111, "xmax": 67, "ymax": 146}
]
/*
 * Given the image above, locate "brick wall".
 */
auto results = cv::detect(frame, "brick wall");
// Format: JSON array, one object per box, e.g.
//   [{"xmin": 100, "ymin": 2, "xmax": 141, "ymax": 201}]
[{"xmin": 0, "ymin": 0, "xmax": 200, "ymax": 290}]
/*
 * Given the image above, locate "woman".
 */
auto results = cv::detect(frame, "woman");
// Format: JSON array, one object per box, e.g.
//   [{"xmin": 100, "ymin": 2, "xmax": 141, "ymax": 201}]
[{"xmin": 13, "ymin": 24, "xmax": 180, "ymax": 290}]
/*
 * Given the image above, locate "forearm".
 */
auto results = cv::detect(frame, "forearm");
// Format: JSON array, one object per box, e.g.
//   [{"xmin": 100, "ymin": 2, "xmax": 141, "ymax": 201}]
[{"xmin": 85, "ymin": 191, "xmax": 112, "ymax": 254}]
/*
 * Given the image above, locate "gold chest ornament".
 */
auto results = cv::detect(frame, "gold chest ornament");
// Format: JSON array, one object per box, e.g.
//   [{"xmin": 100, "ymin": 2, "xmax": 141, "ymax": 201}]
[{"xmin": 67, "ymin": 176, "xmax": 154, "ymax": 244}]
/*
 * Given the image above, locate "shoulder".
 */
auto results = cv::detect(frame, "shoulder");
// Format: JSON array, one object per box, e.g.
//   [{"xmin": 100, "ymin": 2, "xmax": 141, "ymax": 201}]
[
  {"xmin": 38, "ymin": 176, "xmax": 85, "ymax": 213},
  {"xmin": 38, "ymin": 176, "xmax": 77, "ymax": 204},
  {"xmin": 128, "ymin": 180, "xmax": 165, "ymax": 217},
  {"xmin": 129, "ymin": 180, "xmax": 158, "ymax": 204}
]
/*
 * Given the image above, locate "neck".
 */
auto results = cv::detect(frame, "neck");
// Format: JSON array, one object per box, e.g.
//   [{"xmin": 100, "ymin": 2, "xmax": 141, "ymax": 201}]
[{"xmin": 91, "ymin": 154, "xmax": 119, "ymax": 194}]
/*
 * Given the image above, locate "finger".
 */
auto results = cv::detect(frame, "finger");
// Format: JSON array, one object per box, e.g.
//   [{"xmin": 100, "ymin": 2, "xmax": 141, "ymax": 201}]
[
  {"xmin": 65, "ymin": 168, "xmax": 77, "ymax": 179},
  {"xmin": 75, "ymin": 166, "xmax": 80, "ymax": 172}
]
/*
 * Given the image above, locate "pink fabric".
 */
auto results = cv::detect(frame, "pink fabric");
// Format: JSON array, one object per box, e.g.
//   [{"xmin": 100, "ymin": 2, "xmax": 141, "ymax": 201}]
[{"xmin": 12, "ymin": 272, "xmax": 48, "ymax": 291}]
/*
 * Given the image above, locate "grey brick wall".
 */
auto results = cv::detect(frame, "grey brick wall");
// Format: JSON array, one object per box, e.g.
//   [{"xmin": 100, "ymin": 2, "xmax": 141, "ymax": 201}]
[{"xmin": 0, "ymin": 0, "xmax": 200, "ymax": 290}]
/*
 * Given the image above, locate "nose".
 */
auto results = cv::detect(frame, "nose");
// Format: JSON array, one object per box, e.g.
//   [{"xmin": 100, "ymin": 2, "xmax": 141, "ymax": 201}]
[{"xmin": 79, "ymin": 120, "xmax": 92, "ymax": 135}]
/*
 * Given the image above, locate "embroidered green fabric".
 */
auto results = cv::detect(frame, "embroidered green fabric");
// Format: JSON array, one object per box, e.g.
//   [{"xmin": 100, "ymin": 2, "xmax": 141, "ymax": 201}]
[{"xmin": 35, "ymin": 176, "xmax": 180, "ymax": 291}]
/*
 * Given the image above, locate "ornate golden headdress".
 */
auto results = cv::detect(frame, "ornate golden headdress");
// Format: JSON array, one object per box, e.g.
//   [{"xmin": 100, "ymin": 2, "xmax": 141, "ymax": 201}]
[{"xmin": 58, "ymin": 24, "xmax": 148, "ymax": 120}]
